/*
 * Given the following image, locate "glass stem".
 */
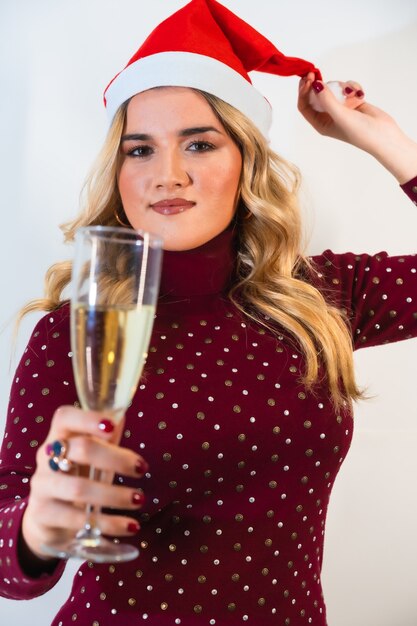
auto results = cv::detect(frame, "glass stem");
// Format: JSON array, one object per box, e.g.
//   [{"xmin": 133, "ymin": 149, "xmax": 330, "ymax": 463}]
[
  {"xmin": 76, "ymin": 409, "xmax": 123, "ymax": 543},
  {"xmin": 77, "ymin": 466, "xmax": 104, "ymax": 542}
]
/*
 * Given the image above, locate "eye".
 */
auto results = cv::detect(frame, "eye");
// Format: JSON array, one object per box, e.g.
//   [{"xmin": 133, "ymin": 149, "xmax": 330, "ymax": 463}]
[
  {"xmin": 186, "ymin": 140, "xmax": 215, "ymax": 152},
  {"xmin": 126, "ymin": 145, "xmax": 154, "ymax": 158}
]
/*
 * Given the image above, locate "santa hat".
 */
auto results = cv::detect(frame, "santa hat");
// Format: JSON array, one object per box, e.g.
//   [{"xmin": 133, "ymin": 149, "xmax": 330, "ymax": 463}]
[{"xmin": 104, "ymin": 0, "xmax": 322, "ymax": 137}]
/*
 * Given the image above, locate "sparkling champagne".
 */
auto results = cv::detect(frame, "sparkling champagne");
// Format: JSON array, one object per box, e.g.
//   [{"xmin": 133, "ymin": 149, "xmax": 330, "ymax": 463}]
[
  {"xmin": 72, "ymin": 303, "xmax": 155, "ymax": 418},
  {"xmin": 42, "ymin": 226, "xmax": 162, "ymax": 563}
]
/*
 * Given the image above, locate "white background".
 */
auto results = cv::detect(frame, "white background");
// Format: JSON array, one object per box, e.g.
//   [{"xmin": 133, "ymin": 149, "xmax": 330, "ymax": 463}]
[{"xmin": 0, "ymin": 1, "xmax": 416, "ymax": 624}]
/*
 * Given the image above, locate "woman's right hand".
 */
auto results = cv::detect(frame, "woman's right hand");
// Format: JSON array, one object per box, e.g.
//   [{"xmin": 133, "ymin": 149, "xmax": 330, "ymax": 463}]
[{"xmin": 21, "ymin": 405, "xmax": 148, "ymax": 565}]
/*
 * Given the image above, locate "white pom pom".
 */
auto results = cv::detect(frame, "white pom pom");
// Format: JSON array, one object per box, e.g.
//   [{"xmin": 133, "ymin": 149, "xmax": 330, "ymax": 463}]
[{"xmin": 309, "ymin": 81, "xmax": 345, "ymax": 112}]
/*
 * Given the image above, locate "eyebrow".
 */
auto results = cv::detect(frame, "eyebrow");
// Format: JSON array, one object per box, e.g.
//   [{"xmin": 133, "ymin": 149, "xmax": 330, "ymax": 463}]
[{"xmin": 120, "ymin": 126, "xmax": 222, "ymax": 143}]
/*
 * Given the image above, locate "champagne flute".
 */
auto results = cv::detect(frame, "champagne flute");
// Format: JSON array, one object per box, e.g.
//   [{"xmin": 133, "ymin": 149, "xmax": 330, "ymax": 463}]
[{"xmin": 43, "ymin": 225, "xmax": 163, "ymax": 562}]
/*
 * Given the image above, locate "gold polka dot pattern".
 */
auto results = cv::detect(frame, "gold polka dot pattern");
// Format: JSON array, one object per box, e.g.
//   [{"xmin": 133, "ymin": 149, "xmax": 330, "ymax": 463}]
[
  {"xmin": 0, "ymin": 223, "xmax": 416, "ymax": 624},
  {"xmin": 400, "ymin": 175, "xmax": 417, "ymax": 205}
]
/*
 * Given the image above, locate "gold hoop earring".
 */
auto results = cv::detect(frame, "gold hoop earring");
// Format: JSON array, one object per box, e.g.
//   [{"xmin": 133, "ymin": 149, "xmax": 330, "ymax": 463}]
[{"xmin": 114, "ymin": 206, "xmax": 131, "ymax": 228}]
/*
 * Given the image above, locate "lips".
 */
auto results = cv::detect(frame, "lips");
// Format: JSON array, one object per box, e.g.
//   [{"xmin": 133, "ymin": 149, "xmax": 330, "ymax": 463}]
[{"xmin": 150, "ymin": 198, "xmax": 196, "ymax": 215}]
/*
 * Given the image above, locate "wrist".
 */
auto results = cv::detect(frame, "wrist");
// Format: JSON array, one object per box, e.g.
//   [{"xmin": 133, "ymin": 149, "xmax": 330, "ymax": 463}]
[
  {"xmin": 372, "ymin": 133, "xmax": 417, "ymax": 184},
  {"xmin": 20, "ymin": 513, "xmax": 61, "ymax": 578}
]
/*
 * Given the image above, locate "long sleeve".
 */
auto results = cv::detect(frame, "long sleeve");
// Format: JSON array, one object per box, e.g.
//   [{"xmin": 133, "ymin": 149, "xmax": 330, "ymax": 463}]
[
  {"xmin": 400, "ymin": 174, "xmax": 417, "ymax": 205},
  {"xmin": 311, "ymin": 249, "xmax": 417, "ymax": 349},
  {"xmin": 310, "ymin": 179, "xmax": 417, "ymax": 350},
  {"xmin": 1, "ymin": 177, "xmax": 416, "ymax": 619},
  {"xmin": 0, "ymin": 305, "xmax": 75, "ymax": 599}
]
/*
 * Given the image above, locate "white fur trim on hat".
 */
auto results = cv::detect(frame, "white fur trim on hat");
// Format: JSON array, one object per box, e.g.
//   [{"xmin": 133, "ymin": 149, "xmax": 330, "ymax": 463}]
[{"xmin": 104, "ymin": 51, "xmax": 272, "ymax": 137}]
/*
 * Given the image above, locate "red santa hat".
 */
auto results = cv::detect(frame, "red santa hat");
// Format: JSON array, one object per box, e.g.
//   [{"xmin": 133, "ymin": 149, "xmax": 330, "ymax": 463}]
[{"xmin": 104, "ymin": 0, "xmax": 322, "ymax": 137}]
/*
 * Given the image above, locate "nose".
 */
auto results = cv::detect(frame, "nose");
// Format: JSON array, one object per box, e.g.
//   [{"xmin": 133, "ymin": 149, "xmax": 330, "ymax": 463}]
[{"xmin": 155, "ymin": 149, "xmax": 191, "ymax": 190}]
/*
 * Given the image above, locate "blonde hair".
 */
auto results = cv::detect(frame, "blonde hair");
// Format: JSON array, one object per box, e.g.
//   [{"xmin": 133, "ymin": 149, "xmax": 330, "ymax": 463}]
[
  {"xmin": 19, "ymin": 89, "xmax": 362, "ymax": 408},
  {"xmin": 16, "ymin": 103, "xmax": 129, "ymax": 323}
]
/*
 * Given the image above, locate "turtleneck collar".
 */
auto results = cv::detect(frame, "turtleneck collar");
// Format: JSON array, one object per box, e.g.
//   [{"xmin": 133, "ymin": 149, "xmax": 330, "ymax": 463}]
[{"xmin": 159, "ymin": 227, "xmax": 236, "ymax": 300}]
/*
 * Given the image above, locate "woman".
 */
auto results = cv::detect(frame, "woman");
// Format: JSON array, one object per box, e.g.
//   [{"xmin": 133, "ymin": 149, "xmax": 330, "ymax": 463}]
[{"xmin": 1, "ymin": 1, "xmax": 416, "ymax": 624}]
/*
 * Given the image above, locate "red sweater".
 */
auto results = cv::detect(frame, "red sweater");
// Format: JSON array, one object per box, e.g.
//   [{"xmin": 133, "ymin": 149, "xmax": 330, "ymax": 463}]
[{"xmin": 1, "ymin": 179, "xmax": 416, "ymax": 625}]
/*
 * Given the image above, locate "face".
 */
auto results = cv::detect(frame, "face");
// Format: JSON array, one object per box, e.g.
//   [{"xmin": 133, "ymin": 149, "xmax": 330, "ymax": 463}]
[{"xmin": 118, "ymin": 87, "xmax": 242, "ymax": 251}]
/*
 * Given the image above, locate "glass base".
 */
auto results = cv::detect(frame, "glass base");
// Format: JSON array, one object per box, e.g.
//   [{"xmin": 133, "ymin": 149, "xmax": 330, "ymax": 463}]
[{"xmin": 42, "ymin": 536, "xmax": 139, "ymax": 563}]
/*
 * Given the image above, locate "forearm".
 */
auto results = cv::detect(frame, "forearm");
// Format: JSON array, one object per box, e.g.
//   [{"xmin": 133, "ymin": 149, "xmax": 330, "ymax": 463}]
[{"xmin": 368, "ymin": 131, "xmax": 417, "ymax": 184}]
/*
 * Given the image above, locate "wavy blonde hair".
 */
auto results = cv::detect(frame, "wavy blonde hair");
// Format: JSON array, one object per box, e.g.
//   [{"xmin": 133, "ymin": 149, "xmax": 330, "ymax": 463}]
[{"xmin": 19, "ymin": 88, "xmax": 362, "ymax": 408}]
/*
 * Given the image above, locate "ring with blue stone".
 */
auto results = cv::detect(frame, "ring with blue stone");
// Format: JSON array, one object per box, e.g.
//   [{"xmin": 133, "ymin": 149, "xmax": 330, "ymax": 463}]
[{"xmin": 45, "ymin": 439, "xmax": 73, "ymax": 473}]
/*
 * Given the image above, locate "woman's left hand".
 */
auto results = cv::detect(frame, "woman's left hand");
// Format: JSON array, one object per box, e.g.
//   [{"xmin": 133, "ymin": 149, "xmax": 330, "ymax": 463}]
[{"xmin": 298, "ymin": 71, "xmax": 417, "ymax": 184}]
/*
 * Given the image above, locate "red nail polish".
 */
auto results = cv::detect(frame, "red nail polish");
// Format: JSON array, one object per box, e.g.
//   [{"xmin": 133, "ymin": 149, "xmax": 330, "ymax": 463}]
[
  {"xmin": 356, "ymin": 90, "xmax": 365, "ymax": 98},
  {"xmin": 127, "ymin": 521, "xmax": 140, "ymax": 533},
  {"xmin": 312, "ymin": 80, "xmax": 324, "ymax": 93},
  {"xmin": 344, "ymin": 86, "xmax": 354, "ymax": 95},
  {"xmin": 135, "ymin": 460, "xmax": 149, "ymax": 475},
  {"xmin": 132, "ymin": 491, "xmax": 145, "ymax": 505},
  {"xmin": 98, "ymin": 419, "xmax": 115, "ymax": 433}
]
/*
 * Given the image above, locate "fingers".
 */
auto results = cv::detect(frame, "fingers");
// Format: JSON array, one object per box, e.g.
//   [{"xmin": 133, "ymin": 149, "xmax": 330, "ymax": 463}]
[
  {"xmin": 24, "ymin": 404, "xmax": 149, "ymax": 560},
  {"xmin": 307, "ymin": 80, "xmax": 344, "ymax": 114},
  {"xmin": 23, "ymin": 468, "xmax": 144, "ymax": 558},
  {"xmin": 298, "ymin": 72, "xmax": 332, "ymax": 117},
  {"xmin": 340, "ymin": 80, "xmax": 365, "ymax": 109},
  {"xmin": 37, "ymin": 405, "xmax": 149, "ymax": 478},
  {"xmin": 44, "ymin": 435, "xmax": 148, "ymax": 478},
  {"xmin": 297, "ymin": 73, "xmax": 334, "ymax": 132},
  {"xmin": 31, "ymin": 469, "xmax": 146, "ymax": 511},
  {"xmin": 87, "ymin": 511, "xmax": 141, "ymax": 537},
  {"xmin": 297, "ymin": 71, "xmax": 315, "ymax": 109},
  {"xmin": 23, "ymin": 500, "xmax": 141, "ymax": 560},
  {"xmin": 26, "ymin": 470, "xmax": 145, "ymax": 551},
  {"xmin": 302, "ymin": 77, "xmax": 365, "ymax": 115},
  {"xmin": 342, "ymin": 80, "xmax": 364, "ymax": 97},
  {"xmin": 47, "ymin": 405, "xmax": 119, "ymax": 441}
]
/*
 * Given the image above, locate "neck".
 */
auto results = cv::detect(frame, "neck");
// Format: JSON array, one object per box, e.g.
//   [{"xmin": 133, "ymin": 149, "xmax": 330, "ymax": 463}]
[{"xmin": 159, "ymin": 228, "xmax": 236, "ymax": 300}]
